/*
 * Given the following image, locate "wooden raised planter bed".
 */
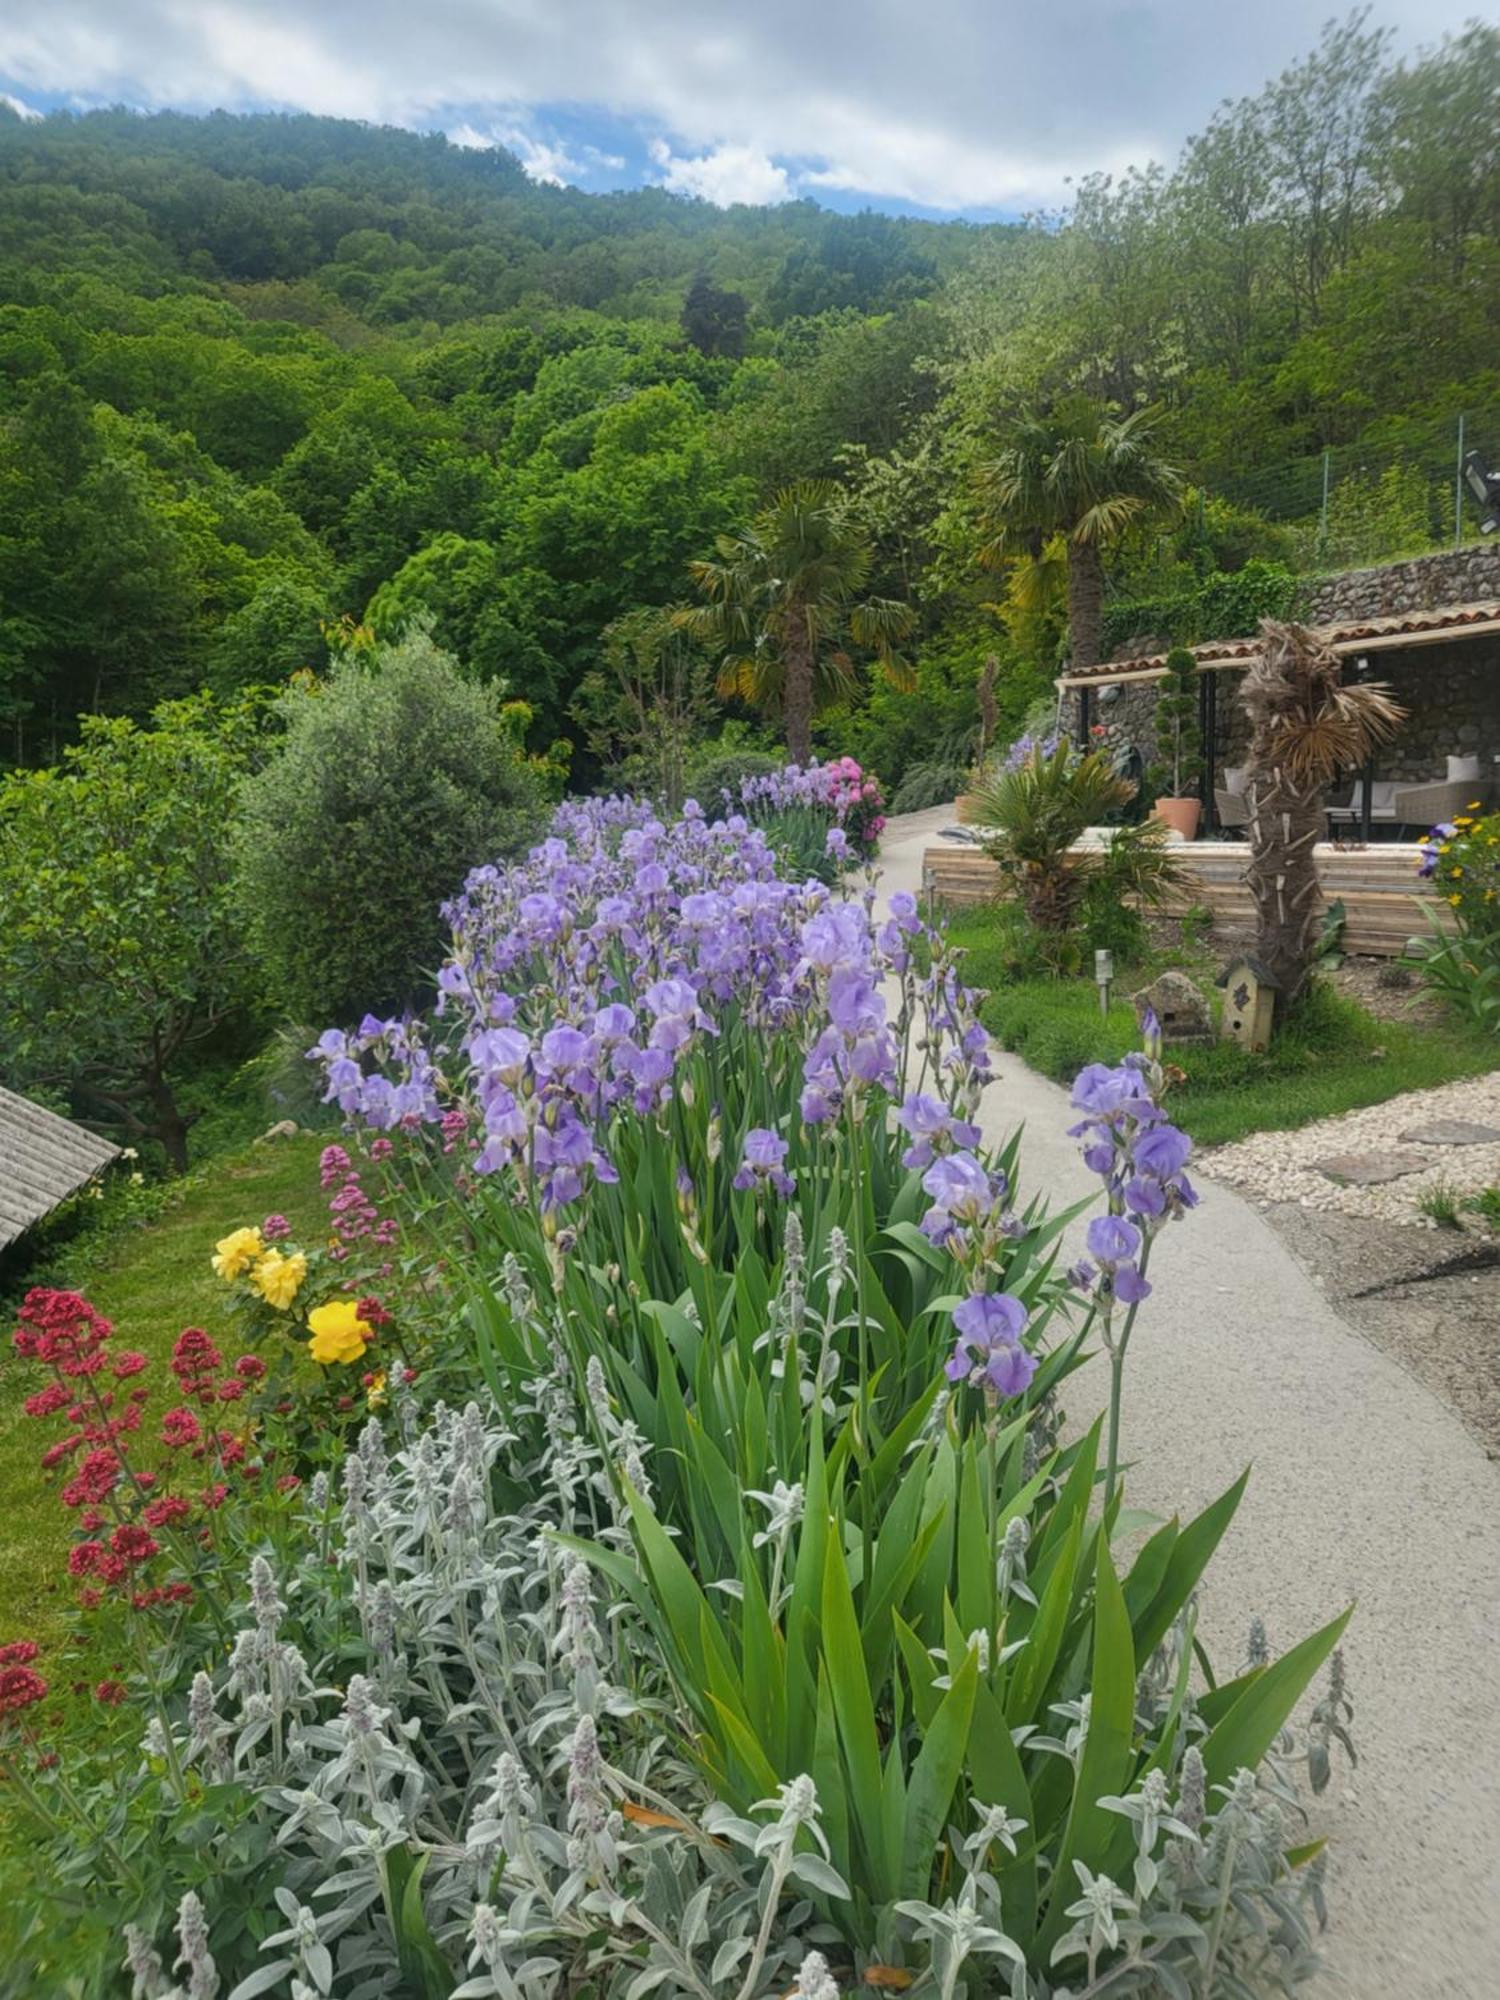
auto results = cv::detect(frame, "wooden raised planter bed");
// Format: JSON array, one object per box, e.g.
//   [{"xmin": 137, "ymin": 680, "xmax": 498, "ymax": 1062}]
[{"xmin": 921, "ymin": 839, "xmax": 1450, "ymax": 958}]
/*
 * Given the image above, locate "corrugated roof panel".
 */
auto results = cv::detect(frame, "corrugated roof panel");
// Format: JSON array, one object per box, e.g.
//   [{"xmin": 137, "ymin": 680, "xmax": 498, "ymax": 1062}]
[{"xmin": 0, "ymin": 1087, "xmax": 121, "ymax": 1248}]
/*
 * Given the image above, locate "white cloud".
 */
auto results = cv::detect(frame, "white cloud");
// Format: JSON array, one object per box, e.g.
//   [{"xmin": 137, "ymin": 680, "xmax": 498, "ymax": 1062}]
[
  {"xmin": 449, "ymin": 115, "xmax": 583, "ymax": 185},
  {"xmin": 648, "ymin": 137, "xmax": 790, "ymax": 207},
  {"xmin": 1, "ymin": 89, "xmax": 40, "ymax": 118},
  {"xmin": 0, "ymin": 0, "xmax": 1479, "ymax": 213}
]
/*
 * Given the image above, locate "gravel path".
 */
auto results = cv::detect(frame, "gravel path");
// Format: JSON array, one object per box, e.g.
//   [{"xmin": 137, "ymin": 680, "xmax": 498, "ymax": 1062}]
[
  {"xmin": 875, "ymin": 806, "xmax": 1500, "ymax": 2000},
  {"xmin": 1205, "ymin": 1074, "xmax": 1500, "ymax": 1224}
]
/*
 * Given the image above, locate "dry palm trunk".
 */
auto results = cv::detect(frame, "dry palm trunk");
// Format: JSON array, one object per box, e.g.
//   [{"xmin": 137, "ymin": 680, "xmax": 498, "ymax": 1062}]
[
  {"xmin": 1239, "ymin": 619, "xmax": 1405, "ymax": 1015},
  {"xmin": 1243, "ymin": 766, "xmax": 1325, "ymax": 1005},
  {"xmin": 782, "ymin": 619, "xmax": 814, "ymax": 765},
  {"xmin": 1066, "ymin": 538, "xmax": 1105, "ymax": 671}
]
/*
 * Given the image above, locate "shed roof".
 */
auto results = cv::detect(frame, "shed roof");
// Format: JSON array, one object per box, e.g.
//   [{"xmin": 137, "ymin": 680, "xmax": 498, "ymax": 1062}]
[
  {"xmin": 0, "ymin": 1088, "xmax": 120, "ymax": 1250},
  {"xmin": 1057, "ymin": 598, "xmax": 1500, "ymax": 690}
]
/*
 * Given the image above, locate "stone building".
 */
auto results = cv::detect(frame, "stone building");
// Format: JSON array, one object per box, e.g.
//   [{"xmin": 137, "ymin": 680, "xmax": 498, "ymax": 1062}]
[{"xmin": 1055, "ymin": 547, "xmax": 1500, "ymax": 832}]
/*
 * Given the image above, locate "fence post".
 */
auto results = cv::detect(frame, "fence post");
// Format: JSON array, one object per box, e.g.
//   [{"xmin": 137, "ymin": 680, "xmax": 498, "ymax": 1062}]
[
  {"xmin": 1455, "ymin": 412, "xmax": 1466, "ymax": 547},
  {"xmin": 1319, "ymin": 446, "xmax": 1331, "ymax": 556}
]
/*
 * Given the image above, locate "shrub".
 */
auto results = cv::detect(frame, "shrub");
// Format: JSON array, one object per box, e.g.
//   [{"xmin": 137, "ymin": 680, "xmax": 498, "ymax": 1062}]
[
  {"xmin": 0, "ymin": 691, "xmax": 265, "ymax": 1172},
  {"xmin": 890, "ymin": 760, "xmax": 967, "ymax": 814},
  {"xmin": 234, "ymin": 631, "xmax": 541, "ymax": 1023}
]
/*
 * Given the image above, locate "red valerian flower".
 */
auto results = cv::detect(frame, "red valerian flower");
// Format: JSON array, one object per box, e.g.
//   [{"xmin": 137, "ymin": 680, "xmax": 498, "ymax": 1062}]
[
  {"xmin": 109, "ymin": 1524, "xmax": 159, "ymax": 1565},
  {"xmin": 233, "ymin": 1355, "xmax": 267, "ymax": 1381},
  {"xmin": 0, "ymin": 1642, "xmax": 40, "ymax": 1667},
  {"xmin": 0, "ymin": 1665, "xmax": 48, "ymax": 1716},
  {"xmin": 160, "ymin": 1407, "xmax": 202, "ymax": 1449},
  {"xmin": 110, "ymin": 1352, "xmax": 149, "ymax": 1379},
  {"xmin": 93, "ymin": 1680, "xmax": 128, "ymax": 1705},
  {"xmin": 142, "ymin": 1495, "xmax": 190, "ymax": 1528},
  {"xmin": 60, "ymin": 1449, "xmax": 123, "ymax": 1508},
  {"xmin": 23, "ymin": 1384, "xmax": 71, "ymax": 1418}
]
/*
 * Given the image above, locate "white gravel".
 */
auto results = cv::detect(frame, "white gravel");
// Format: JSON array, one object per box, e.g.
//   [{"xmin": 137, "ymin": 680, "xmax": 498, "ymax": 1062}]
[{"xmin": 1200, "ymin": 1071, "xmax": 1500, "ymax": 1223}]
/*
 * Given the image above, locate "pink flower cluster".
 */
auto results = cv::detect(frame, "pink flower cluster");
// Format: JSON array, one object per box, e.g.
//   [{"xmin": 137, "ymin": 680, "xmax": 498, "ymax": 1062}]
[{"xmin": 321, "ymin": 1142, "xmax": 398, "ymax": 1261}]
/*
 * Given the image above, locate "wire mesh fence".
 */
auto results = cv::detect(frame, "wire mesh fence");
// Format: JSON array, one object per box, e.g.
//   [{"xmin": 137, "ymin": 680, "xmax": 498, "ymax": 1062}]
[{"xmin": 1213, "ymin": 407, "xmax": 1500, "ymax": 571}]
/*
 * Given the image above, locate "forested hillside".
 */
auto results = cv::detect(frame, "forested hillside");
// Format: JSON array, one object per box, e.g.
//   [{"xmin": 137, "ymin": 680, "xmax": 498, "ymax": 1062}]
[{"xmin": 1, "ymin": 12, "xmax": 1497, "ymax": 786}]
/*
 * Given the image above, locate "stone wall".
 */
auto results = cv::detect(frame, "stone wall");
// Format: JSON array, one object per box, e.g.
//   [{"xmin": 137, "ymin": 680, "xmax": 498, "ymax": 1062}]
[{"xmin": 1303, "ymin": 544, "xmax": 1500, "ymax": 623}]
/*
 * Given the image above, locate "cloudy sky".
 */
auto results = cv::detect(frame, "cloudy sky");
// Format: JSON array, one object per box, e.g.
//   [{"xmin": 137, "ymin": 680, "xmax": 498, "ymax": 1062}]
[{"xmin": 0, "ymin": 1, "xmax": 1479, "ymax": 218}]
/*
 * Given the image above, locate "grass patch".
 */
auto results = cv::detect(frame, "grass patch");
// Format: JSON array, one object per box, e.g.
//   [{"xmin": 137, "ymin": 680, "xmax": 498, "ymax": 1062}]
[
  {"xmin": 945, "ymin": 904, "xmax": 1498, "ymax": 1148},
  {"xmin": 0, "ymin": 1135, "xmax": 328, "ymax": 1667}
]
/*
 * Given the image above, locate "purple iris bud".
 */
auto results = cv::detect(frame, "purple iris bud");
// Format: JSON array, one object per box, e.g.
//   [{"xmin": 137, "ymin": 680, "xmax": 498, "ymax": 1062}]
[
  {"xmin": 1086, "ymin": 1214, "xmax": 1143, "ymax": 1266},
  {"xmin": 888, "ymin": 890, "xmax": 920, "ymax": 933},
  {"xmin": 1139, "ymin": 1004, "xmax": 1162, "ymax": 1061},
  {"xmin": 1113, "ymin": 1262, "xmax": 1153, "ymax": 1305},
  {"xmin": 1082, "ymin": 1141, "xmax": 1116, "ymax": 1176},
  {"xmin": 1067, "ymin": 1258, "xmax": 1097, "ymax": 1292}
]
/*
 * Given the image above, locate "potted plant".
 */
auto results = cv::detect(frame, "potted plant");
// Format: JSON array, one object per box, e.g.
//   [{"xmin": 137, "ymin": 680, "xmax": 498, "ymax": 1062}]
[{"xmin": 1149, "ymin": 644, "xmax": 1204, "ymax": 839}]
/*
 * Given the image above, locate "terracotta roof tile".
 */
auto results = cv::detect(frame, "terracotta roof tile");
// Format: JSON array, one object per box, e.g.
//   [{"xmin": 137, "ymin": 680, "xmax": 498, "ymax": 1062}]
[{"xmin": 1058, "ymin": 599, "xmax": 1500, "ymax": 687}]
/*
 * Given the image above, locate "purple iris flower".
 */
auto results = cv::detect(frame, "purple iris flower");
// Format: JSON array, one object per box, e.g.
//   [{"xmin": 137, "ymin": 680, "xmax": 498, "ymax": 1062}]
[
  {"xmin": 742, "ymin": 1127, "xmax": 789, "ymax": 1172},
  {"xmin": 1133, "ymin": 1123, "xmax": 1193, "ymax": 1178},
  {"xmin": 923, "ymin": 1152, "xmax": 995, "ymax": 1224},
  {"xmin": 1114, "ymin": 1263, "xmax": 1153, "ymax": 1304},
  {"xmin": 1086, "ymin": 1214, "xmax": 1142, "ymax": 1265},
  {"xmin": 1123, "ymin": 1175, "xmax": 1168, "ymax": 1218},
  {"xmin": 945, "ymin": 1291, "xmax": 1037, "ymax": 1399}
]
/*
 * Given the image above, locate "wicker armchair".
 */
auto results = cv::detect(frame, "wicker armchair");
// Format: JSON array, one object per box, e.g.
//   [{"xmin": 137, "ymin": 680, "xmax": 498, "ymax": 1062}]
[{"xmin": 1389, "ymin": 777, "xmax": 1492, "ymax": 827}]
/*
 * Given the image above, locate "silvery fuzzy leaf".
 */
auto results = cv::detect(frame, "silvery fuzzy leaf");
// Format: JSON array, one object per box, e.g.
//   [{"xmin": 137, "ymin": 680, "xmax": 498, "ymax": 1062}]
[
  {"xmin": 710, "ymin": 1937, "xmax": 754, "ymax": 1983},
  {"xmin": 788, "ymin": 1853, "xmax": 851, "ymax": 1899},
  {"xmin": 227, "ymin": 1962, "xmax": 296, "ymax": 2000},
  {"xmin": 678, "ymin": 1880, "xmax": 714, "ymax": 1951},
  {"xmin": 623, "ymin": 1965, "xmax": 678, "ymax": 2000},
  {"xmin": 303, "ymin": 1941, "xmax": 335, "ymax": 1993}
]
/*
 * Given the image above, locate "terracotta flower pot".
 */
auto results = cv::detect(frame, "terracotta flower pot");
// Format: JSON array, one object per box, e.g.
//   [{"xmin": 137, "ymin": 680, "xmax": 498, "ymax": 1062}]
[{"xmin": 1152, "ymin": 797, "xmax": 1202, "ymax": 841}]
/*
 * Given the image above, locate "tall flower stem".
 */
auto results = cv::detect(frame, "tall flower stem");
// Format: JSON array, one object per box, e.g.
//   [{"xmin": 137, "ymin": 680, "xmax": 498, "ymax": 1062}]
[{"xmin": 1102, "ymin": 1237, "xmax": 1155, "ymax": 1514}]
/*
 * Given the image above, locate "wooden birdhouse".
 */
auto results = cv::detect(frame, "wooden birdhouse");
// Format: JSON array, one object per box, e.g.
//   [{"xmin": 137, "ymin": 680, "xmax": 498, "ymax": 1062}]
[{"xmin": 1215, "ymin": 955, "xmax": 1279, "ymax": 1052}]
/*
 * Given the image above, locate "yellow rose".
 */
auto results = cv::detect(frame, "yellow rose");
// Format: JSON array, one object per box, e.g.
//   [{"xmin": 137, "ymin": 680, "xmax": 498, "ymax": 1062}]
[
  {"xmin": 251, "ymin": 1249, "xmax": 308, "ymax": 1310},
  {"xmin": 365, "ymin": 1369, "xmax": 388, "ymax": 1410},
  {"xmin": 307, "ymin": 1299, "xmax": 373, "ymax": 1366},
  {"xmin": 211, "ymin": 1226, "xmax": 263, "ymax": 1281}
]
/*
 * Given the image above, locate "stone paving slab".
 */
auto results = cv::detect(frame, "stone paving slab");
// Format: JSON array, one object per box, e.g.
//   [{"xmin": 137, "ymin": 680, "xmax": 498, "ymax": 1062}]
[
  {"xmin": 1313, "ymin": 1149, "xmax": 1430, "ymax": 1185},
  {"xmin": 1399, "ymin": 1119, "xmax": 1500, "ymax": 1146}
]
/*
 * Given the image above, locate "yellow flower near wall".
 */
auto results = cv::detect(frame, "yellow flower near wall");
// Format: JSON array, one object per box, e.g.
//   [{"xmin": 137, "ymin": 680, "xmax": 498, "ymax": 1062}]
[
  {"xmin": 251, "ymin": 1249, "xmax": 308, "ymax": 1310},
  {"xmin": 211, "ymin": 1226, "xmax": 263, "ymax": 1280},
  {"xmin": 307, "ymin": 1299, "xmax": 373, "ymax": 1365}
]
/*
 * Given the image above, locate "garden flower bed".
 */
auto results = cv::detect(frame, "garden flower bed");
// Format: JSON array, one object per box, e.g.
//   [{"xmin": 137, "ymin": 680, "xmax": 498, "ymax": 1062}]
[{"xmin": 4, "ymin": 779, "xmax": 1351, "ymax": 1999}]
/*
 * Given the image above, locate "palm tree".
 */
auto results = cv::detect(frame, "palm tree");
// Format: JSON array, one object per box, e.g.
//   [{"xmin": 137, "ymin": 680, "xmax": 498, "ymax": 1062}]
[
  {"xmin": 975, "ymin": 398, "xmax": 1184, "ymax": 672},
  {"xmin": 679, "ymin": 480, "xmax": 914, "ymax": 764},
  {"xmin": 1240, "ymin": 620, "xmax": 1405, "ymax": 1010}
]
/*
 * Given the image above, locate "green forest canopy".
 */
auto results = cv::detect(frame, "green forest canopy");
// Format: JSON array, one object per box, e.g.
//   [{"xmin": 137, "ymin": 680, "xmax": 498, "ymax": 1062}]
[{"xmin": 1, "ymin": 12, "xmax": 1498, "ymax": 784}]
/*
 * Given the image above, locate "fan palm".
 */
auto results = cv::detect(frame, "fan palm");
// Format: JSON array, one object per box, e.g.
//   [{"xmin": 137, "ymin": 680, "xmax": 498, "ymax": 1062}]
[
  {"xmin": 975, "ymin": 398, "xmax": 1184, "ymax": 671},
  {"xmin": 678, "ymin": 480, "xmax": 914, "ymax": 764},
  {"xmin": 1240, "ymin": 619, "xmax": 1406, "ymax": 1009},
  {"xmin": 966, "ymin": 739, "xmax": 1182, "ymax": 933}
]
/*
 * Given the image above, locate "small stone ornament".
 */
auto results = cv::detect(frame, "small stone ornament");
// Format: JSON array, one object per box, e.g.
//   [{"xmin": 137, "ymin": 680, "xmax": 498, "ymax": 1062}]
[{"xmin": 1132, "ymin": 968, "xmax": 1215, "ymax": 1048}]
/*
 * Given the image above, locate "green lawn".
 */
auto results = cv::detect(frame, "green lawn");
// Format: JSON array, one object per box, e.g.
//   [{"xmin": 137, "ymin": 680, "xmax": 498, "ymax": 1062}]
[
  {"xmin": 945, "ymin": 906, "xmax": 1498, "ymax": 1147},
  {"xmin": 0, "ymin": 1135, "xmax": 328, "ymax": 1668}
]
